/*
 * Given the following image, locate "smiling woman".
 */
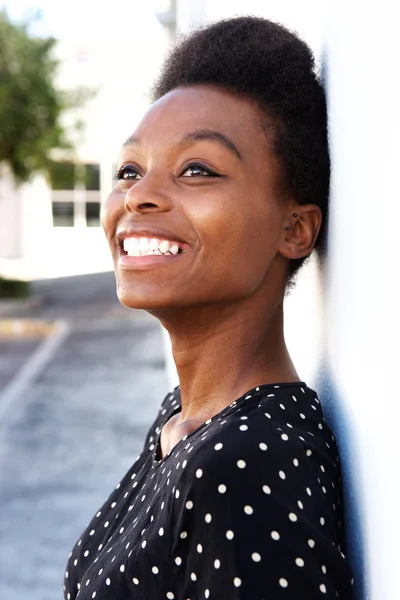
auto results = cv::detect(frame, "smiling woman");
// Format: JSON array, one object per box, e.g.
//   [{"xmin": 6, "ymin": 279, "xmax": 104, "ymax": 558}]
[{"xmin": 64, "ymin": 16, "xmax": 354, "ymax": 600}]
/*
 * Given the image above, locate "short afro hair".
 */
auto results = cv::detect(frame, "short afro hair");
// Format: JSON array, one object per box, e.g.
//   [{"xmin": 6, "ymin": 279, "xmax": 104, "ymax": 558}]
[{"xmin": 153, "ymin": 16, "xmax": 329, "ymax": 280}]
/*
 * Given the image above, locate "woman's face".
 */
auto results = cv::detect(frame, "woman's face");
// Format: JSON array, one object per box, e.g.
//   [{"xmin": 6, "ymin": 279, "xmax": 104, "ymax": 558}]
[{"xmin": 102, "ymin": 85, "xmax": 291, "ymax": 311}]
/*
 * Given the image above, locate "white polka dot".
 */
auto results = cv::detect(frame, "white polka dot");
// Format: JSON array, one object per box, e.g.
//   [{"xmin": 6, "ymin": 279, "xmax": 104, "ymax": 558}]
[
  {"xmin": 120, "ymin": 565, "xmax": 125, "ymax": 572},
  {"xmin": 237, "ymin": 459, "xmax": 246, "ymax": 469},
  {"xmin": 106, "ymin": 578, "xmax": 111, "ymax": 586},
  {"xmin": 89, "ymin": 529, "xmax": 95, "ymax": 536},
  {"xmin": 295, "ymin": 557, "xmax": 305, "ymax": 567},
  {"xmin": 234, "ymin": 577, "xmax": 242, "ymax": 587},
  {"xmin": 142, "ymin": 541, "xmax": 147, "ymax": 548},
  {"xmin": 214, "ymin": 559, "xmax": 221, "ymax": 569},
  {"xmin": 73, "ymin": 559, "xmax": 78, "ymax": 566},
  {"xmin": 239, "ymin": 424, "xmax": 248, "ymax": 431},
  {"xmin": 226, "ymin": 530, "xmax": 234, "ymax": 540},
  {"xmin": 298, "ymin": 500, "xmax": 304, "ymax": 509},
  {"xmin": 196, "ymin": 469, "xmax": 203, "ymax": 478},
  {"xmin": 279, "ymin": 404, "xmax": 286, "ymax": 410},
  {"xmin": 308, "ymin": 539, "xmax": 316, "ymax": 548},
  {"xmin": 180, "ymin": 531, "xmax": 187, "ymax": 539},
  {"xmin": 218, "ymin": 484, "xmax": 227, "ymax": 494},
  {"xmin": 265, "ymin": 412, "xmax": 272, "ymax": 419},
  {"xmin": 279, "ymin": 470, "xmax": 286, "ymax": 480},
  {"xmin": 306, "ymin": 449, "xmax": 312, "ymax": 456},
  {"xmin": 281, "ymin": 433, "xmax": 289, "ymax": 441},
  {"xmin": 205, "ymin": 590, "xmax": 210, "ymax": 598},
  {"xmin": 300, "ymin": 413, "xmax": 306, "ymax": 419},
  {"xmin": 152, "ymin": 566, "xmax": 159, "ymax": 574},
  {"xmin": 197, "ymin": 544, "xmax": 203, "ymax": 553},
  {"xmin": 119, "ymin": 527, "xmax": 124, "ymax": 534},
  {"xmin": 320, "ymin": 583, "xmax": 327, "ymax": 593},
  {"xmin": 322, "ymin": 565, "xmax": 327, "ymax": 574},
  {"xmin": 293, "ymin": 458, "xmax": 299, "ymax": 467},
  {"xmin": 252, "ymin": 552, "xmax": 261, "ymax": 562},
  {"xmin": 279, "ymin": 578, "xmax": 288, "ymax": 588},
  {"xmin": 306, "ymin": 487, "xmax": 312, "ymax": 496},
  {"xmin": 167, "ymin": 593, "xmax": 174, "ymax": 599},
  {"xmin": 320, "ymin": 464, "xmax": 326, "ymax": 472},
  {"xmin": 320, "ymin": 517, "xmax": 325, "ymax": 526},
  {"xmin": 271, "ymin": 531, "xmax": 280, "ymax": 540},
  {"xmin": 84, "ymin": 550, "xmax": 89, "ymax": 557},
  {"xmin": 214, "ymin": 443, "xmax": 223, "ymax": 451},
  {"xmin": 175, "ymin": 557, "xmax": 182, "ymax": 565},
  {"xmin": 175, "ymin": 489, "xmax": 180, "ymax": 499},
  {"xmin": 259, "ymin": 442, "xmax": 268, "ymax": 451},
  {"xmin": 133, "ymin": 578, "xmax": 139, "ymax": 585},
  {"xmin": 92, "ymin": 593, "xmax": 96, "ymax": 599},
  {"xmin": 186, "ymin": 500, "xmax": 193, "ymax": 510},
  {"xmin": 205, "ymin": 513, "xmax": 212, "ymax": 523},
  {"xmin": 289, "ymin": 512, "xmax": 298, "ymax": 522},
  {"xmin": 244, "ymin": 505, "xmax": 253, "ymax": 515},
  {"xmin": 98, "ymin": 569, "xmax": 103, "ymax": 575},
  {"xmin": 104, "ymin": 521, "xmax": 109, "ymax": 528},
  {"xmin": 159, "ymin": 527, "xmax": 164, "ymax": 536},
  {"xmin": 191, "ymin": 572, "xmax": 197, "ymax": 581},
  {"xmin": 263, "ymin": 484, "xmax": 271, "ymax": 494}
]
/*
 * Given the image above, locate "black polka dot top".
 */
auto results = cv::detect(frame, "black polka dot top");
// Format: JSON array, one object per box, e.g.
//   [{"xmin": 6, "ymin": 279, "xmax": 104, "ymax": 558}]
[{"xmin": 64, "ymin": 382, "xmax": 354, "ymax": 599}]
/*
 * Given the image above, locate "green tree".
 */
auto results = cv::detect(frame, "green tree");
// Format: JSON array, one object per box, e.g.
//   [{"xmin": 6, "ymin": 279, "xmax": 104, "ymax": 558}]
[{"xmin": 0, "ymin": 10, "xmax": 86, "ymax": 182}]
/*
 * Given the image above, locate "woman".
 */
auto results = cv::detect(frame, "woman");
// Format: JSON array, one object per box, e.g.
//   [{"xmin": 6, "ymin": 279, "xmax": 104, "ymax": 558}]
[{"xmin": 64, "ymin": 16, "xmax": 354, "ymax": 599}]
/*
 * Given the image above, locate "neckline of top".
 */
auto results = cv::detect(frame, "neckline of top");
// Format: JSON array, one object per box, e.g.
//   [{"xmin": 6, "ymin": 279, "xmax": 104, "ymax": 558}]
[{"xmin": 152, "ymin": 381, "xmax": 310, "ymax": 468}]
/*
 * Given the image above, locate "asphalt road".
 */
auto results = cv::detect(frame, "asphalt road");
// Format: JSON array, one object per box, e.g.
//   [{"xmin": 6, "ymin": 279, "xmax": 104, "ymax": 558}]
[{"xmin": 0, "ymin": 272, "xmax": 168, "ymax": 600}]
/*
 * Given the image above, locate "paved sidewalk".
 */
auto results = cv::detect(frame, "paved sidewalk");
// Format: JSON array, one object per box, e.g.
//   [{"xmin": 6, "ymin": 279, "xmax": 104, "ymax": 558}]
[{"xmin": 0, "ymin": 272, "xmax": 169, "ymax": 600}]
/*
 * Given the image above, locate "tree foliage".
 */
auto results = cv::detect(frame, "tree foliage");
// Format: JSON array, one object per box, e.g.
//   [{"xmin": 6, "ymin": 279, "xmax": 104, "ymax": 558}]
[{"xmin": 0, "ymin": 10, "xmax": 84, "ymax": 182}]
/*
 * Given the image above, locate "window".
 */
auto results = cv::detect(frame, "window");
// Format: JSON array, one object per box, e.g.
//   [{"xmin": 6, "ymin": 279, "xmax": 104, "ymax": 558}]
[
  {"xmin": 48, "ymin": 162, "xmax": 75, "ymax": 191},
  {"xmin": 85, "ymin": 202, "xmax": 101, "ymax": 227},
  {"xmin": 85, "ymin": 164, "xmax": 100, "ymax": 191},
  {"xmin": 49, "ymin": 162, "xmax": 101, "ymax": 228},
  {"xmin": 52, "ymin": 202, "xmax": 74, "ymax": 227}
]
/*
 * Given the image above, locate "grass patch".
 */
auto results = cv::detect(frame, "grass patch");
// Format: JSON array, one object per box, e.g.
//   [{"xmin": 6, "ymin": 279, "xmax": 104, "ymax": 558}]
[{"xmin": 0, "ymin": 277, "xmax": 30, "ymax": 299}]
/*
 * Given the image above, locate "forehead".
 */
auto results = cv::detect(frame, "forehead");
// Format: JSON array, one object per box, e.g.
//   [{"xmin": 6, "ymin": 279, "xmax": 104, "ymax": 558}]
[{"xmin": 127, "ymin": 85, "xmax": 271, "ymax": 156}]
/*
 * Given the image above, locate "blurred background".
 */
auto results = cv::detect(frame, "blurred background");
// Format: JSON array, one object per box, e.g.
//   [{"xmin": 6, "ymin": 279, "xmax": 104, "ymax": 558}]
[{"xmin": 1, "ymin": 1, "xmax": 399, "ymax": 599}]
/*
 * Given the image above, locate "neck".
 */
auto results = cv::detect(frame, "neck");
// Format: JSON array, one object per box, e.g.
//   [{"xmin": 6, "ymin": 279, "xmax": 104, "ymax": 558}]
[{"xmin": 158, "ymin": 298, "xmax": 299, "ymax": 424}]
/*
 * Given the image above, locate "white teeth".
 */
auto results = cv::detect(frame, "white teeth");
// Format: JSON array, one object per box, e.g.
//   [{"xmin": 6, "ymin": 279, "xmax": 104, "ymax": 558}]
[
  {"xmin": 159, "ymin": 240, "xmax": 170, "ymax": 254},
  {"xmin": 149, "ymin": 238, "xmax": 159, "ymax": 250},
  {"xmin": 123, "ymin": 236, "xmax": 183, "ymax": 257},
  {"xmin": 139, "ymin": 237, "xmax": 149, "ymax": 251}
]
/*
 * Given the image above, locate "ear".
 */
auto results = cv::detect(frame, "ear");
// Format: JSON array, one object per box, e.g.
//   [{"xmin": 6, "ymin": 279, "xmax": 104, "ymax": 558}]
[{"xmin": 278, "ymin": 204, "xmax": 323, "ymax": 260}]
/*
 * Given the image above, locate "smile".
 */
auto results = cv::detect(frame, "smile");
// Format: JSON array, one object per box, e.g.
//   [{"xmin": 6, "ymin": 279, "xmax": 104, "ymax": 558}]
[{"xmin": 122, "ymin": 237, "xmax": 185, "ymax": 257}]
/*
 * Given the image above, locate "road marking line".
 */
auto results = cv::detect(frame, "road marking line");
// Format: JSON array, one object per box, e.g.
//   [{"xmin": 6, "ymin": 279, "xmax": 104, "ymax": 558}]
[{"xmin": 0, "ymin": 320, "xmax": 70, "ymax": 424}]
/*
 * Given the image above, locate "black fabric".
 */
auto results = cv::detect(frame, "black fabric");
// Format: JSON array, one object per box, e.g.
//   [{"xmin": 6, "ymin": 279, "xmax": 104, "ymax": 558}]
[{"xmin": 64, "ymin": 383, "xmax": 354, "ymax": 599}]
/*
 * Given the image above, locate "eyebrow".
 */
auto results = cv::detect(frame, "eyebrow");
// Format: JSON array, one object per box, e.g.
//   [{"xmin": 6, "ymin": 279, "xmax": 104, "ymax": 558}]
[{"xmin": 122, "ymin": 129, "xmax": 242, "ymax": 160}]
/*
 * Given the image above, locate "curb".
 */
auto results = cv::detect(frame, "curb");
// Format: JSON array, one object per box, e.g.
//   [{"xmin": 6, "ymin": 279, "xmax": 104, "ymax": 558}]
[{"xmin": 0, "ymin": 295, "xmax": 45, "ymax": 318}]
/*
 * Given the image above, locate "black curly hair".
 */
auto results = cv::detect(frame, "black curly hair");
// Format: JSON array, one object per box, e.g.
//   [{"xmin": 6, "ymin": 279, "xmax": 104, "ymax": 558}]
[{"xmin": 153, "ymin": 16, "xmax": 329, "ymax": 280}]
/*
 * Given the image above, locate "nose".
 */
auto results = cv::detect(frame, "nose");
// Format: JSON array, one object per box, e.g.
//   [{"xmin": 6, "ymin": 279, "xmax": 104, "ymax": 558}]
[{"xmin": 124, "ymin": 174, "xmax": 173, "ymax": 215}]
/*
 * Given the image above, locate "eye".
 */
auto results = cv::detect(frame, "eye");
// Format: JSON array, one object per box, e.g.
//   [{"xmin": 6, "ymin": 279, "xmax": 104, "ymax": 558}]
[
  {"xmin": 115, "ymin": 165, "xmax": 142, "ymax": 180},
  {"xmin": 181, "ymin": 163, "xmax": 219, "ymax": 178}
]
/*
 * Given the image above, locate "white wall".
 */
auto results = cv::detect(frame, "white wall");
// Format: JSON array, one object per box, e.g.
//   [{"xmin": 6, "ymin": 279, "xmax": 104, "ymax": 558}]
[
  {"xmin": 0, "ymin": 164, "xmax": 21, "ymax": 259},
  {"xmin": 324, "ymin": 3, "xmax": 400, "ymax": 598}
]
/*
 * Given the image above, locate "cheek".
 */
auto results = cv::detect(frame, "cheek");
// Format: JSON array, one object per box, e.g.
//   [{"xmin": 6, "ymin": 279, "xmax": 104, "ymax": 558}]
[
  {"xmin": 101, "ymin": 191, "xmax": 123, "ymax": 242},
  {"xmin": 191, "ymin": 193, "xmax": 282, "ymax": 289}
]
